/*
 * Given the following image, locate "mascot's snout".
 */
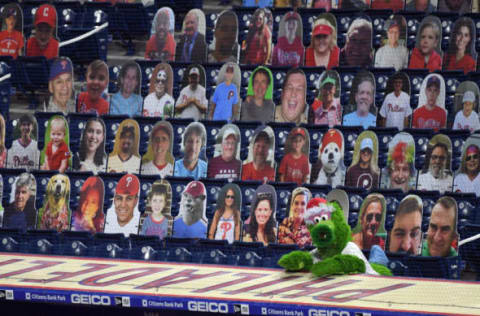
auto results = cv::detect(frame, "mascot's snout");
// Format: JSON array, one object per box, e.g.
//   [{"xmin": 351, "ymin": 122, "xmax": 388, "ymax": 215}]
[{"xmin": 310, "ymin": 222, "xmax": 334, "ymax": 247}]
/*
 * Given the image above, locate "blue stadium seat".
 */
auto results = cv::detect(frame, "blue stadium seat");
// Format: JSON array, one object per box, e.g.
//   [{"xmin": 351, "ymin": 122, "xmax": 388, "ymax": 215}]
[
  {"xmin": 137, "ymin": 174, "xmax": 163, "ymax": 216},
  {"xmin": 304, "ymin": 184, "xmax": 331, "ymax": 199},
  {"xmin": 442, "ymin": 129, "xmax": 469, "ymax": 171},
  {"xmin": 403, "ymin": 128, "xmax": 433, "ymax": 170},
  {"xmin": 101, "ymin": 114, "xmax": 129, "ymax": 154},
  {"xmin": 232, "ymin": 240, "xmax": 264, "ymax": 267},
  {"xmin": 99, "ymin": 173, "xmax": 123, "ymax": 211},
  {"xmin": 271, "ymin": 182, "xmax": 294, "ymax": 222},
  {"xmin": 263, "ymin": 243, "xmax": 300, "ymax": 268},
  {"xmin": 0, "ymin": 228, "xmax": 22, "ymax": 253},
  {"xmin": 402, "ymin": 12, "xmax": 425, "ymax": 48},
  {"xmin": 405, "ymin": 255, "xmax": 461, "ymax": 279},
  {"xmin": 239, "ymin": 65, "xmax": 256, "ymax": 87},
  {"xmin": 166, "ymin": 177, "xmax": 191, "ymax": 217},
  {"xmin": 459, "ymin": 223, "xmax": 480, "ymax": 278},
  {"xmin": 300, "ymin": 124, "xmax": 329, "ymax": 164},
  {"xmin": 24, "ymin": 230, "xmax": 60, "ymax": 255},
  {"xmin": 337, "ymin": 186, "xmax": 366, "ymax": 212},
  {"xmin": 32, "ymin": 170, "xmax": 58, "ymax": 211},
  {"xmin": 269, "ymin": 122, "xmax": 296, "ymax": 163},
  {"xmin": 135, "ymin": 116, "xmax": 161, "ymax": 156},
  {"xmin": 370, "ymin": 127, "xmax": 398, "ymax": 168},
  {"xmin": 167, "ymin": 118, "xmax": 194, "ymax": 159},
  {"xmin": 376, "ymin": 188, "xmax": 404, "ymax": 215},
  {"xmin": 129, "ymin": 234, "xmax": 164, "ymax": 261},
  {"xmin": 200, "ymin": 120, "xmax": 227, "ymax": 159},
  {"xmin": 60, "ymin": 230, "xmax": 93, "ymax": 257},
  {"xmin": 445, "ymin": 192, "xmax": 478, "ymax": 230},
  {"xmin": 59, "ymin": 28, "xmax": 109, "ymax": 64},
  {"xmin": 236, "ymin": 121, "xmax": 262, "ymax": 161},
  {"xmin": 234, "ymin": 180, "xmax": 261, "ymax": 220},
  {"xmin": 348, "ymin": 211, "xmax": 358, "ymax": 229},
  {"xmin": 90, "ymin": 233, "xmax": 129, "ymax": 258},
  {"xmin": 338, "ymin": 126, "xmax": 363, "ymax": 167}
]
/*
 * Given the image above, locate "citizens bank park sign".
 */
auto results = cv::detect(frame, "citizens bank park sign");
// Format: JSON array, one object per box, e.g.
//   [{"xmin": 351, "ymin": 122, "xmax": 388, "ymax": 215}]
[{"xmin": 0, "ymin": 253, "xmax": 478, "ymax": 316}]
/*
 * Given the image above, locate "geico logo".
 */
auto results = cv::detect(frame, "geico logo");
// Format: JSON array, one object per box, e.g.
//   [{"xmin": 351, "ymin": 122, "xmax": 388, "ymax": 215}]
[
  {"xmin": 187, "ymin": 301, "xmax": 229, "ymax": 313},
  {"xmin": 308, "ymin": 310, "xmax": 350, "ymax": 316},
  {"xmin": 71, "ymin": 294, "xmax": 111, "ymax": 305}
]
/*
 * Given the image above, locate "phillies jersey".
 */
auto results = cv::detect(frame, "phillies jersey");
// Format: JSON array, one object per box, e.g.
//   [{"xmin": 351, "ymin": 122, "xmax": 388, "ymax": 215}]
[
  {"xmin": 0, "ymin": 30, "xmax": 23, "ymax": 59},
  {"xmin": 6, "ymin": 139, "xmax": 40, "ymax": 170}
]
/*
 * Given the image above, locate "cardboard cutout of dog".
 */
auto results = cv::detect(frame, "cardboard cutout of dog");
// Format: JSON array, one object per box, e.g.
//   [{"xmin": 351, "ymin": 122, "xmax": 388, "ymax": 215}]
[{"xmin": 37, "ymin": 173, "xmax": 71, "ymax": 232}]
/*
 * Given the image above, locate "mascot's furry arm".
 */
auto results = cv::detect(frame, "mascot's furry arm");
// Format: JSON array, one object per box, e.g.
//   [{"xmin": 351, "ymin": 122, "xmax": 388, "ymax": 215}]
[{"xmin": 278, "ymin": 198, "xmax": 391, "ymax": 277}]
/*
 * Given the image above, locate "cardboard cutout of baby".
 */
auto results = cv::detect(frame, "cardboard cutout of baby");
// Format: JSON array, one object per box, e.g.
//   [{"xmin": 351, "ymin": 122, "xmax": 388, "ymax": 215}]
[
  {"xmin": 139, "ymin": 180, "xmax": 172, "ymax": 239},
  {"xmin": 6, "ymin": 114, "xmax": 40, "ymax": 170},
  {"xmin": 311, "ymin": 128, "xmax": 346, "ymax": 187},
  {"xmin": 173, "ymin": 180, "xmax": 208, "ymax": 238},
  {"xmin": 37, "ymin": 173, "xmax": 71, "ymax": 232},
  {"xmin": 2, "ymin": 172, "xmax": 37, "ymax": 230},
  {"xmin": 345, "ymin": 130, "xmax": 380, "ymax": 190},
  {"xmin": 208, "ymin": 10, "xmax": 239, "ymax": 63},
  {"xmin": 71, "ymin": 176, "xmax": 105, "ymax": 233},
  {"xmin": 40, "ymin": 115, "xmax": 71, "ymax": 173},
  {"xmin": 352, "ymin": 193, "xmax": 387, "ymax": 251},
  {"xmin": 208, "ymin": 183, "xmax": 242, "ymax": 244},
  {"xmin": 143, "ymin": 63, "xmax": 174, "ymax": 118}
]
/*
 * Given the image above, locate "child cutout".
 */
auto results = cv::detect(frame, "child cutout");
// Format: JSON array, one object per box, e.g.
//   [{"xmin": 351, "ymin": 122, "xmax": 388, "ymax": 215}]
[
  {"xmin": 311, "ymin": 128, "xmax": 346, "ymax": 187},
  {"xmin": 143, "ymin": 63, "xmax": 174, "ymax": 118},
  {"xmin": 412, "ymin": 73, "xmax": 447, "ymax": 132},
  {"xmin": 380, "ymin": 132, "xmax": 417, "ymax": 193},
  {"xmin": 71, "ymin": 176, "xmax": 105, "ymax": 233},
  {"xmin": 452, "ymin": 82, "xmax": 480, "ymax": 133},
  {"xmin": 345, "ymin": 130, "xmax": 380, "ymax": 190},
  {"xmin": 2, "ymin": 173, "xmax": 37, "ymax": 230},
  {"xmin": 173, "ymin": 180, "xmax": 208, "ymax": 239},
  {"xmin": 208, "ymin": 62, "xmax": 241, "ymax": 122},
  {"xmin": 139, "ymin": 180, "xmax": 172, "ymax": 239},
  {"xmin": 352, "ymin": 193, "xmax": 387, "ymax": 251},
  {"xmin": 141, "ymin": 121, "xmax": 175, "ymax": 178},
  {"xmin": 207, "ymin": 124, "xmax": 242, "ymax": 181},
  {"xmin": 277, "ymin": 187, "xmax": 312, "ymax": 247},
  {"xmin": 37, "ymin": 173, "xmax": 71, "ymax": 232},
  {"xmin": 26, "ymin": 3, "xmax": 58, "ymax": 59},
  {"xmin": 208, "ymin": 183, "xmax": 242, "ymax": 244},
  {"xmin": 378, "ymin": 72, "xmax": 412, "ymax": 131},
  {"xmin": 241, "ymin": 125, "xmax": 276, "ymax": 182},
  {"xmin": 278, "ymin": 127, "xmax": 310, "ymax": 185},
  {"xmin": 272, "ymin": 11, "xmax": 304, "ymax": 67},
  {"xmin": 40, "ymin": 115, "xmax": 71, "ymax": 173},
  {"xmin": 77, "ymin": 60, "xmax": 109, "ymax": 115},
  {"xmin": 408, "ymin": 16, "xmax": 442, "ymax": 72},
  {"xmin": 6, "ymin": 114, "xmax": 40, "ymax": 170},
  {"xmin": 0, "ymin": 3, "xmax": 24, "ymax": 59}
]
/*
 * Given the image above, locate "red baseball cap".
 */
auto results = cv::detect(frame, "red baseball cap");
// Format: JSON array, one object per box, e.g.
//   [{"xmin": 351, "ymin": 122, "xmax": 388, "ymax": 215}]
[
  {"xmin": 184, "ymin": 181, "xmax": 205, "ymax": 198},
  {"xmin": 312, "ymin": 23, "xmax": 333, "ymax": 36},
  {"xmin": 116, "ymin": 174, "xmax": 140, "ymax": 196},
  {"xmin": 35, "ymin": 4, "xmax": 56, "ymax": 28},
  {"xmin": 291, "ymin": 127, "xmax": 306, "ymax": 138},
  {"xmin": 322, "ymin": 129, "xmax": 343, "ymax": 152}
]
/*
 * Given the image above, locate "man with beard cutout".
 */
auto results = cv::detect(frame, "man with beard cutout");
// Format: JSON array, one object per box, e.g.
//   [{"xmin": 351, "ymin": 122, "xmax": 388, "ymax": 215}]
[
  {"xmin": 352, "ymin": 194, "xmax": 386, "ymax": 250},
  {"xmin": 107, "ymin": 124, "xmax": 141, "ymax": 174},
  {"xmin": 417, "ymin": 141, "xmax": 453, "ymax": 193},
  {"xmin": 176, "ymin": 10, "xmax": 206, "ymax": 63},
  {"xmin": 175, "ymin": 67, "xmax": 207, "ymax": 120}
]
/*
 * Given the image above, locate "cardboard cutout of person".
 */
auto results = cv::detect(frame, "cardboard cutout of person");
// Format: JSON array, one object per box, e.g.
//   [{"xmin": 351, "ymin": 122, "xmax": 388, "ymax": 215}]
[
  {"xmin": 0, "ymin": 3, "xmax": 23, "ymax": 59},
  {"xmin": 305, "ymin": 14, "xmax": 339, "ymax": 69},
  {"xmin": 139, "ymin": 180, "xmax": 173, "ymax": 239},
  {"xmin": 277, "ymin": 187, "xmax": 312, "ymax": 247},
  {"xmin": 145, "ymin": 7, "xmax": 175, "ymax": 61},
  {"xmin": 345, "ymin": 130, "xmax": 380, "ymax": 190},
  {"xmin": 272, "ymin": 11, "xmax": 304, "ymax": 67},
  {"xmin": 452, "ymin": 81, "xmax": 480, "ymax": 133},
  {"xmin": 408, "ymin": 16, "xmax": 443, "ymax": 72},
  {"xmin": 375, "ymin": 16, "xmax": 408, "ymax": 71},
  {"xmin": 417, "ymin": 134, "xmax": 453, "ymax": 193},
  {"xmin": 104, "ymin": 174, "xmax": 141, "ymax": 236},
  {"xmin": 110, "ymin": 61, "xmax": 143, "ymax": 117},
  {"xmin": 378, "ymin": 72, "xmax": 412, "ymax": 131},
  {"xmin": 207, "ymin": 124, "xmax": 242, "ymax": 181},
  {"xmin": 308, "ymin": 70, "xmax": 341, "ymax": 127},
  {"xmin": 45, "ymin": 57, "xmax": 75, "ymax": 114},
  {"xmin": 176, "ymin": 9, "xmax": 207, "ymax": 63},
  {"xmin": 422, "ymin": 196, "xmax": 459, "ymax": 257},
  {"xmin": 173, "ymin": 180, "xmax": 208, "ymax": 238},
  {"xmin": 40, "ymin": 115, "xmax": 71, "ymax": 173},
  {"xmin": 208, "ymin": 62, "xmax": 241, "ymax": 122},
  {"xmin": 208, "ymin": 183, "xmax": 242, "ymax": 244},
  {"xmin": 242, "ymin": 183, "xmax": 277, "ymax": 246},
  {"xmin": 241, "ymin": 125, "xmax": 276, "ymax": 182},
  {"xmin": 6, "ymin": 114, "xmax": 40, "ymax": 170},
  {"xmin": 371, "ymin": 0, "xmax": 404, "ymax": 10},
  {"xmin": 208, "ymin": 10, "xmax": 239, "ymax": 63},
  {"xmin": 308, "ymin": 0, "xmax": 335, "ymax": 11},
  {"xmin": 412, "ymin": 73, "xmax": 447, "ymax": 131},
  {"xmin": 311, "ymin": 128, "xmax": 346, "ymax": 187},
  {"xmin": 72, "ymin": 117, "xmax": 107, "ymax": 174},
  {"xmin": 240, "ymin": 8, "xmax": 273, "ymax": 65},
  {"xmin": 173, "ymin": 121, "xmax": 208, "ymax": 180},
  {"xmin": 352, "ymin": 193, "xmax": 387, "ymax": 251},
  {"xmin": 2, "ymin": 173, "xmax": 37, "ymax": 230},
  {"xmin": 380, "ymin": 132, "xmax": 417, "ymax": 192},
  {"xmin": 141, "ymin": 121, "xmax": 175, "ymax": 178},
  {"xmin": 339, "ymin": 17, "xmax": 373, "ymax": 68},
  {"xmin": 240, "ymin": 66, "xmax": 275, "ymax": 123},
  {"xmin": 175, "ymin": 64, "xmax": 208, "ymax": 120},
  {"xmin": 343, "ymin": 71, "xmax": 377, "ymax": 129},
  {"xmin": 0, "ymin": 113, "xmax": 5, "ymax": 167},
  {"xmin": 143, "ymin": 63, "xmax": 174, "ymax": 118},
  {"xmin": 77, "ymin": 59, "xmax": 109, "ymax": 115},
  {"xmin": 278, "ymin": 127, "xmax": 311, "ymax": 185},
  {"xmin": 388, "ymin": 194, "xmax": 423, "ymax": 255},
  {"xmin": 274, "ymin": 68, "xmax": 308, "ymax": 124},
  {"xmin": 26, "ymin": 3, "xmax": 58, "ymax": 59},
  {"xmin": 37, "ymin": 173, "xmax": 71, "ymax": 232},
  {"xmin": 340, "ymin": 0, "xmax": 370, "ymax": 9},
  {"xmin": 453, "ymin": 135, "xmax": 480, "ymax": 196},
  {"xmin": 405, "ymin": 0, "xmax": 437, "ymax": 12},
  {"xmin": 107, "ymin": 119, "xmax": 141, "ymax": 174},
  {"xmin": 438, "ymin": 0, "xmax": 471, "ymax": 13},
  {"xmin": 71, "ymin": 176, "xmax": 105, "ymax": 233},
  {"xmin": 443, "ymin": 17, "xmax": 476, "ymax": 74}
]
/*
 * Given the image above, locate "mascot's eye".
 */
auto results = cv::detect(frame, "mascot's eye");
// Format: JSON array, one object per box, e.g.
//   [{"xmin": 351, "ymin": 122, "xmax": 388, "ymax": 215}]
[
  {"xmin": 321, "ymin": 214, "xmax": 329, "ymax": 221},
  {"xmin": 335, "ymin": 148, "xmax": 338, "ymax": 152},
  {"xmin": 314, "ymin": 215, "xmax": 329, "ymax": 223}
]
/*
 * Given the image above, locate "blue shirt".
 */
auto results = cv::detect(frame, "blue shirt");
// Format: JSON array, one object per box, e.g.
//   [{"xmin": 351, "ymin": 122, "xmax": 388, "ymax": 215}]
[
  {"xmin": 174, "ymin": 158, "xmax": 207, "ymax": 180},
  {"xmin": 343, "ymin": 111, "xmax": 377, "ymax": 129},
  {"xmin": 173, "ymin": 217, "xmax": 207, "ymax": 238},
  {"xmin": 242, "ymin": 0, "xmax": 273, "ymax": 7},
  {"xmin": 212, "ymin": 82, "xmax": 238, "ymax": 121},
  {"xmin": 110, "ymin": 92, "xmax": 143, "ymax": 117}
]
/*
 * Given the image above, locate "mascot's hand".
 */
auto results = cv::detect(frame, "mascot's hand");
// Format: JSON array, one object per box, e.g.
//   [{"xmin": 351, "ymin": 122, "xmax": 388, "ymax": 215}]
[
  {"xmin": 311, "ymin": 254, "xmax": 366, "ymax": 277},
  {"xmin": 278, "ymin": 251, "xmax": 313, "ymax": 272}
]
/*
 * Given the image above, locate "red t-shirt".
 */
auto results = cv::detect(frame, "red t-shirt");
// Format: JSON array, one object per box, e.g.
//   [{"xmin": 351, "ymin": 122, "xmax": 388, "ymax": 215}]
[
  {"xmin": 0, "ymin": 30, "xmax": 24, "ymax": 59},
  {"xmin": 243, "ymin": 26, "xmax": 271, "ymax": 65},
  {"xmin": 241, "ymin": 161, "xmax": 275, "ymax": 182},
  {"xmin": 371, "ymin": 0, "xmax": 404, "ymax": 10},
  {"xmin": 46, "ymin": 140, "xmax": 70, "ymax": 170},
  {"xmin": 77, "ymin": 91, "xmax": 109, "ymax": 115},
  {"xmin": 412, "ymin": 105, "xmax": 447, "ymax": 132},
  {"xmin": 304, "ymin": 45, "xmax": 339, "ymax": 69},
  {"xmin": 278, "ymin": 153, "xmax": 310, "ymax": 185},
  {"xmin": 144, "ymin": 33, "xmax": 175, "ymax": 61},
  {"xmin": 408, "ymin": 47, "xmax": 442, "ymax": 72},
  {"xmin": 26, "ymin": 37, "xmax": 59, "ymax": 59},
  {"xmin": 443, "ymin": 53, "xmax": 476, "ymax": 74}
]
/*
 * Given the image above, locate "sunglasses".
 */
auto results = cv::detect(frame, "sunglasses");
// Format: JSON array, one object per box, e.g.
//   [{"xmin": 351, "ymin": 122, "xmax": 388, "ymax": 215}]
[
  {"xmin": 431, "ymin": 155, "xmax": 446, "ymax": 162},
  {"xmin": 366, "ymin": 213, "xmax": 381, "ymax": 222},
  {"xmin": 226, "ymin": 195, "xmax": 235, "ymax": 199},
  {"xmin": 466, "ymin": 154, "xmax": 479, "ymax": 162}
]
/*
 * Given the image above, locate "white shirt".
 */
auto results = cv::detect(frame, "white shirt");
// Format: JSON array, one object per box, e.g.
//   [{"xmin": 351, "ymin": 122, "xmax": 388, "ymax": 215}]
[
  {"xmin": 104, "ymin": 206, "xmax": 140, "ymax": 237},
  {"xmin": 107, "ymin": 155, "xmax": 141, "ymax": 174},
  {"xmin": 175, "ymin": 85, "xmax": 207, "ymax": 120},
  {"xmin": 379, "ymin": 91, "xmax": 412, "ymax": 131},
  {"xmin": 453, "ymin": 173, "xmax": 480, "ymax": 197},
  {"xmin": 375, "ymin": 45, "xmax": 409, "ymax": 71},
  {"xmin": 453, "ymin": 111, "xmax": 480, "ymax": 133},
  {"xmin": 141, "ymin": 160, "xmax": 174, "ymax": 178},
  {"xmin": 6, "ymin": 139, "xmax": 39, "ymax": 170},
  {"xmin": 417, "ymin": 171, "xmax": 453, "ymax": 194},
  {"xmin": 143, "ymin": 92, "xmax": 174, "ymax": 118}
]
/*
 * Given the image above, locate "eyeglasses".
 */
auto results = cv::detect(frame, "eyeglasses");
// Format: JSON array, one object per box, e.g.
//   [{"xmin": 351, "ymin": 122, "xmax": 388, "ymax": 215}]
[
  {"xmin": 431, "ymin": 155, "xmax": 446, "ymax": 162},
  {"xmin": 366, "ymin": 213, "xmax": 381, "ymax": 222},
  {"xmin": 466, "ymin": 154, "xmax": 479, "ymax": 161},
  {"xmin": 226, "ymin": 195, "xmax": 235, "ymax": 199}
]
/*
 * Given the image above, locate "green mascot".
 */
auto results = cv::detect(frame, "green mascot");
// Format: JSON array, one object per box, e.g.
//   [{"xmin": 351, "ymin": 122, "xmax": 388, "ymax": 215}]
[{"xmin": 278, "ymin": 197, "xmax": 392, "ymax": 277}]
